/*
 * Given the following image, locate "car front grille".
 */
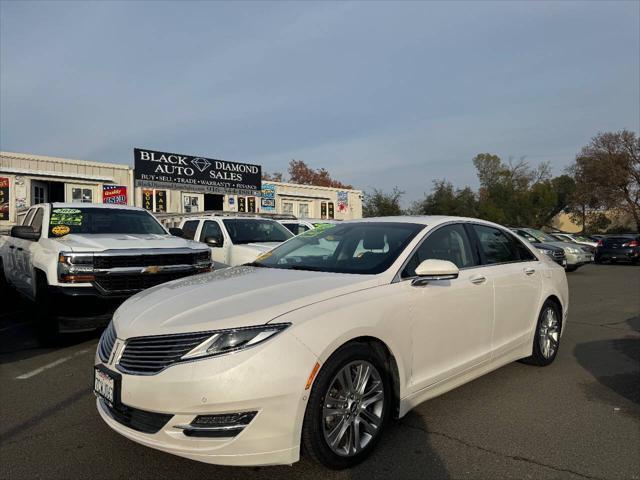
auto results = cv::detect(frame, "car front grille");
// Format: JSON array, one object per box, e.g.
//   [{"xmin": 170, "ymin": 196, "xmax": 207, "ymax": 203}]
[
  {"xmin": 117, "ymin": 331, "xmax": 214, "ymax": 375},
  {"xmin": 98, "ymin": 322, "xmax": 117, "ymax": 363},
  {"xmin": 551, "ymin": 250, "xmax": 566, "ymax": 263},
  {"xmin": 94, "ymin": 252, "xmax": 208, "ymax": 269},
  {"xmin": 93, "ymin": 272, "xmax": 191, "ymax": 294},
  {"xmin": 100, "ymin": 398, "xmax": 173, "ymax": 434}
]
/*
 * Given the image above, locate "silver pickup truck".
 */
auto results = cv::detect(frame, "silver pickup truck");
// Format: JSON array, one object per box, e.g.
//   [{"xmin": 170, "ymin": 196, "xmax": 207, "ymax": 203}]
[{"xmin": 0, "ymin": 203, "xmax": 211, "ymax": 337}]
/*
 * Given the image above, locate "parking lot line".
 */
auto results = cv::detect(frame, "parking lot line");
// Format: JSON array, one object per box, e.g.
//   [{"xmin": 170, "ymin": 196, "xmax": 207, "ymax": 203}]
[{"xmin": 15, "ymin": 348, "xmax": 91, "ymax": 380}]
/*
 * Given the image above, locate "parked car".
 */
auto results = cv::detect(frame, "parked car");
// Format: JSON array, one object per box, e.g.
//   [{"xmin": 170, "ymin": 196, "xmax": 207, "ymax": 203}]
[
  {"xmin": 594, "ymin": 235, "xmax": 640, "ymax": 265},
  {"xmin": 511, "ymin": 227, "xmax": 592, "ymax": 271},
  {"xmin": 179, "ymin": 216, "xmax": 293, "ymax": 267},
  {"xmin": 94, "ymin": 216, "xmax": 568, "ymax": 469},
  {"xmin": 279, "ymin": 219, "xmax": 340, "ymax": 235},
  {"xmin": 550, "ymin": 233, "xmax": 598, "ymax": 250},
  {"xmin": 0, "ymin": 203, "xmax": 211, "ymax": 336}
]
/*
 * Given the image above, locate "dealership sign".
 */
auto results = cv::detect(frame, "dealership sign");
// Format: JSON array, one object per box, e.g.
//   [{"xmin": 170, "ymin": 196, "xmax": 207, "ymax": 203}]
[
  {"xmin": 134, "ymin": 148, "xmax": 261, "ymax": 196},
  {"xmin": 102, "ymin": 185, "xmax": 128, "ymax": 205}
]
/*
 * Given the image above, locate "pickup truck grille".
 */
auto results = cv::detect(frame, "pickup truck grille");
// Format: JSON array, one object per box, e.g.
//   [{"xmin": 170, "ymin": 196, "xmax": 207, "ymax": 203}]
[
  {"xmin": 94, "ymin": 272, "xmax": 191, "ymax": 294},
  {"xmin": 118, "ymin": 331, "xmax": 214, "ymax": 375},
  {"xmin": 94, "ymin": 253, "xmax": 206, "ymax": 269}
]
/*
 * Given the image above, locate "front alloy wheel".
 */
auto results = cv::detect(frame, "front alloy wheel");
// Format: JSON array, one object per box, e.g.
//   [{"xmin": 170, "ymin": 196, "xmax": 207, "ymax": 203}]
[
  {"xmin": 322, "ymin": 361, "xmax": 384, "ymax": 457},
  {"xmin": 302, "ymin": 343, "xmax": 390, "ymax": 469}
]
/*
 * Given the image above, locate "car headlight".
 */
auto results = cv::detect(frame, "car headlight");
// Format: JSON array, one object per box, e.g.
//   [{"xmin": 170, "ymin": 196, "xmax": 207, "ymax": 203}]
[
  {"xmin": 58, "ymin": 252, "xmax": 95, "ymax": 282},
  {"xmin": 181, "ymin": 323, "xmax": 290, "ymax": 360},
  {"xmin": 564, "ymin": 247, "xmax": 581, "ymax": 254},
  {"xmin": 537, "ymin": 248, "xmax": 554, "ymax": 257}
]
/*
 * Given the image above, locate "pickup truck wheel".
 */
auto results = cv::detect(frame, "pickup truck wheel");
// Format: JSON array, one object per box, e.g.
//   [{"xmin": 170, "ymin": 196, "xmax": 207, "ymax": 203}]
[{"xmin": 34, "ymin": 274, "xmax": 60, "ymax": 344}]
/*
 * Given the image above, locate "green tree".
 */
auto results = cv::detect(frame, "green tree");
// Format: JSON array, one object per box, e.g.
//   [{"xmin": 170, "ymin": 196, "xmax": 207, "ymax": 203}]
[
  {"xmin": 410, "ymin": 180, "xmax": 478, "ymax": 217},
  {"xmin": 570, "ymin": 130, "xmax": 640, "ymax": 232},
  {"xmin": 363, "ymin": 188, "xmax": 404, "ymax": 217}
]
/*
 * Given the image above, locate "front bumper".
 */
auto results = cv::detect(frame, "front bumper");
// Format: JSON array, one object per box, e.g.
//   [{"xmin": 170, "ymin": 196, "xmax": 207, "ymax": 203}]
[
  {"xmin": 49, "ymin": 286, "xmax": 128, "ymax": 332},
  {"xmin": 95, "ymin": 331, "xmax": 317, "ymax": 466},
  {"xmin": 564, "ymin": 251, "xmax": 594, "ymax": 267}
]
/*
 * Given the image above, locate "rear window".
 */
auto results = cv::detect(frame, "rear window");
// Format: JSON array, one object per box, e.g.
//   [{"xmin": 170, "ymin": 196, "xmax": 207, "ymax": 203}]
[{"xmin": 603, "ymin": 236, "xmax": 638, "ymax": 245}]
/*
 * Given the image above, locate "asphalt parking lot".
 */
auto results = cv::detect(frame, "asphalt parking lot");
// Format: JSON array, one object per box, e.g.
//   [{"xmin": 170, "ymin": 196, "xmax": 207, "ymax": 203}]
[{"xmin": 1, "ymin": 264, "xmax": 639, "ymax": 480}]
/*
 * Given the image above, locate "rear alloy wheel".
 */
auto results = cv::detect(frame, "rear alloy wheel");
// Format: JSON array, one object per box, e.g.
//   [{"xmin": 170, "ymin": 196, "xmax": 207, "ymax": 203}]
[
  {"xmin": 523, "ymin": 300, "xmax": 561, "ymax": 366},
  {"xmin": 302, "ymin": 343, "xmax": 389, "ymax": 469}
]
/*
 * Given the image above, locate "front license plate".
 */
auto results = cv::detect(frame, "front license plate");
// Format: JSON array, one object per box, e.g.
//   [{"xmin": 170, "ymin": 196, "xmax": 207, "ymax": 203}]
[
  {"xmin": 94, "ymin": 366, "xmax": 117, "ymax": 406},
  {"xmin": 562, "ymin": 259, "xmax": 567, "ymax": 267}
]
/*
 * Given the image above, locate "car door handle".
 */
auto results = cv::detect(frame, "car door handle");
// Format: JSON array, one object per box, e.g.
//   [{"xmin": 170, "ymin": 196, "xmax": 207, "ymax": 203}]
[
  {"xmin": 524, "ymin": 267, "xmax": 536, "ymax": 275},
  {"xmin": 470, "ymin": 275, "xmax": 487, "ymax": 285}
]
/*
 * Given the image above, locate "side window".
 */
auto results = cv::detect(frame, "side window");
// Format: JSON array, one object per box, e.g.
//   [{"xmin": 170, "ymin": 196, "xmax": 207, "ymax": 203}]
[
  {"xmin": 200, "ymin": 221, "xmax": 223, "ymax": 243},
  {"xmin": 472, "ymin": 225, "xmax": 521, "ymax": 265},
  {"xmin": 509, "ymin": 233, "xmax": 536, "ymax": 261},
  {"xmin": 402, "ymin": 224, "xmax": 476, "ymax": 277},
  {"xmin": 29, "ymin": 208, "xmax": 44, "ymax": 237},
  {"xmin": 182, "ymin": 220, "xmax": 199, "ymax": 240}
]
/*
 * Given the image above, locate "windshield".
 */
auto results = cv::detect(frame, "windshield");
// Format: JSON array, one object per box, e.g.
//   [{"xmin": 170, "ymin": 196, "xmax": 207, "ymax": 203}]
[
  {"xmin": 223, "ymin": 219, "xmax": 293, "ymax": 244},
  {"xmin": 522, "ymin": 228, "xmax": 559, "ymax": 243},
  {"xmin": 48, "ymin": 207, "xmax": 167, "ymax": 237},
  {"xmin": 253, "ymin": 222, "xmax": 424, "ymax": 274}
]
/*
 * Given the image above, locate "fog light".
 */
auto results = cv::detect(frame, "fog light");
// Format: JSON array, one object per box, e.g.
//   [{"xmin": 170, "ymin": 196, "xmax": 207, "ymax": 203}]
[{"xmin": 175, "ymin": 411, "xmax": 258, "ymax": 438}]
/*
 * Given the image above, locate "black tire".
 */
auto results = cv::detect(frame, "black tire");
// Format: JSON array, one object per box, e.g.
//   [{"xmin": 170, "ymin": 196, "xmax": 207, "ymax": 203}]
[
  {"xmin": 565, "ymin": 265, "xmax": 578, "ymax": 272},
  {"xmin": 34, "ymin": 272, "xmax": 61, "ymax": 345},
  {"xmin": 522, "ymin": 300, "xmax": 562, "ymax": 366},
  {"xmin": 302, "ymin": 342, "xmax": 391, "ymax": 469}
]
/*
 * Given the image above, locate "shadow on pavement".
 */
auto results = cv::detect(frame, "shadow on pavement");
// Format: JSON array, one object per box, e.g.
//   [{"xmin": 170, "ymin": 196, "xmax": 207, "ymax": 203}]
[
  {"xmin": 0, "ymin": 286, "xmax": 101, "ymax": 363},
  {"xmin": 573, "ymin": 316, "xmax": 640, "ymax": 415}
]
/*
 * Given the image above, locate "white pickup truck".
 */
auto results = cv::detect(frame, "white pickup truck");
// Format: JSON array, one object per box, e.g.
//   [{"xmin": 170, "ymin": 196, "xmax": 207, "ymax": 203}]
[
  {"xmin": 178, "ymin": 215, "xmax": 294, "ymax": 267},
  {"xmin": 0, "ymin": 203, "xmax": 212, "ymax": 336}
]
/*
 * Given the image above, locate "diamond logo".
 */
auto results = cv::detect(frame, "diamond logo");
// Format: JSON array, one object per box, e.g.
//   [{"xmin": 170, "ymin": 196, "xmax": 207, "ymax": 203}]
[{"xmin": 191, "ymin": 157, "xmax": 211, "ymax": 172}]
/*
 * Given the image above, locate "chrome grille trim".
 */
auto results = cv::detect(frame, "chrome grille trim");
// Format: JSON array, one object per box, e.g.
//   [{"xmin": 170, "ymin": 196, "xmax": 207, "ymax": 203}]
[
  {"xmin": 117, "ymin": 331, "xmax": 215, "ymax": 375},
  {"xmin": 98, "ymin": 322, "xmax": 117, "ymax": 363}
]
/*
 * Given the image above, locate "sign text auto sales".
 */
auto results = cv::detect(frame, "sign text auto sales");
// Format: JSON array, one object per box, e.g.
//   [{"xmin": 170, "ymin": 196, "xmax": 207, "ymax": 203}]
[{"xmin": 134, "ymin": 148, "xmax": 262, "ymax": 196}]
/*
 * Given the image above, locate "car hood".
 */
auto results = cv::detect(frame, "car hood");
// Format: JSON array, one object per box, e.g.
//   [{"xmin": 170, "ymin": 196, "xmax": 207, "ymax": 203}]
[
  {"xmin": 531, "ymin": 242, "xmax": 562, "ymax": 251},
  {"xmin": 51, "ymin": 233, "xmax": 201, "ymax": 252},
  {"xmin": 234, "ymin": 242, "xmax": 282, "ymax": 252},
  {"xmin": 543, "ymin": 241, "xmax": 582, "ymax": 251},
  {"xmin": 113, "ymin": 266, "xmax": 381, "ymax": 339}
]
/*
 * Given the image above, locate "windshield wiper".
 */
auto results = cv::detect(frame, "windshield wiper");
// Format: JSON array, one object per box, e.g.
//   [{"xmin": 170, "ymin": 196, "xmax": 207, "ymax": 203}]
[
  {"xmin": 243, "ymin": 261, "xmax": 272, "ymax": 268},
  {"xmin": 285, "ymin": 265, "xmax": 325, "ymax": 272}
]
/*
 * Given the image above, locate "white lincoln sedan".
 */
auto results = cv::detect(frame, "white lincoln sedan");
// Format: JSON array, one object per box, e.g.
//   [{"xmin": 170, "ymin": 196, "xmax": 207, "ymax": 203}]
[{"xmin": 94, "ymin": 216, "xmax": 568, "ymax": 469}]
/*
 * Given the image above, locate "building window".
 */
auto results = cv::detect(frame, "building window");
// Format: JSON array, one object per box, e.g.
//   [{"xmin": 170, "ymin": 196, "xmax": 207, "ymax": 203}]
[
  {"xmin": 183, "ymin": 195, "xmax": 199, "ymax": 213},
  {"xmin": 321, "ymin": 202, "xmax": 327, "ymax": 219},
  {"xmin": 34, "ymin": 185, "xmax": 46, "ymax": 204},
  {"xmin": 298, "ymin": 203, "xmax": 309, "ymax": 219},
  {"xmin": 282, "ymin": 202, "xmax": 293, "ymax": 216},
  {"xmin": 72, "ymin": 188, "xmax": 93, "ymax": 203},
  {"xmin": 328, "ymin": 202, "xmax": 335, "ymax": 219}
]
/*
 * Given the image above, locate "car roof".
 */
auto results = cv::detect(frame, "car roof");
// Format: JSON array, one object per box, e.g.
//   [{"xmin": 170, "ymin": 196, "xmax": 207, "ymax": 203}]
[
  {"xmin": 182, "ymin": 216, "xmax": 279, "ymax": 221},
  {"xmin": 37, "ymin": 202, "xmax": 146, "ymax": 212},
  {"xmin": 344, "ymin": 215, "xmax": 507, "ymax": 228}
]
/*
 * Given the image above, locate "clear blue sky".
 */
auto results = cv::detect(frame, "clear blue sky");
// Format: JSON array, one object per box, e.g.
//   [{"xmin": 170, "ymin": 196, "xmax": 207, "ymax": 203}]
[{"xmin": 1, "ymin": 1, "xmax": 638, "ymax": 203}]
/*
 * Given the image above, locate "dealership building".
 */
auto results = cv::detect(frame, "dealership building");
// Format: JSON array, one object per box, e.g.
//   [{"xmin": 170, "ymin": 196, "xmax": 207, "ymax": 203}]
[{"xmin": 0, "ymin": 150, "xmax": 363, "ymax": 228}]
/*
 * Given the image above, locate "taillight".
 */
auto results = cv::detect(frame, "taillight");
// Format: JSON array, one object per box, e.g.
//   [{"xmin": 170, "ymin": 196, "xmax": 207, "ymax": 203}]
[
  {"xmin": 623, "ymin": 240, "xmax": 639, "ymax": 247},
  {"xmin": 597, "ymin": 239, "xmax": 603, "ymax": 247}
]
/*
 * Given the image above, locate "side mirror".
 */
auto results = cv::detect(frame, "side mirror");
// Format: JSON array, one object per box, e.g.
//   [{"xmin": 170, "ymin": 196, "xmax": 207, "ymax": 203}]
[
  {"xmin": 204, "ymin": 236, "xmax": 223, "ymax": 248},
  {"xmin": 412, "ymin": 259, "xmax": 459, "ymax": 286},
  {"xmin": 11, "ymin": 225, "xmax": 40, "ymax": 241},
  {"xmin": 168, "ymin": 227, "xmax": 184, "ymax": 237}
]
